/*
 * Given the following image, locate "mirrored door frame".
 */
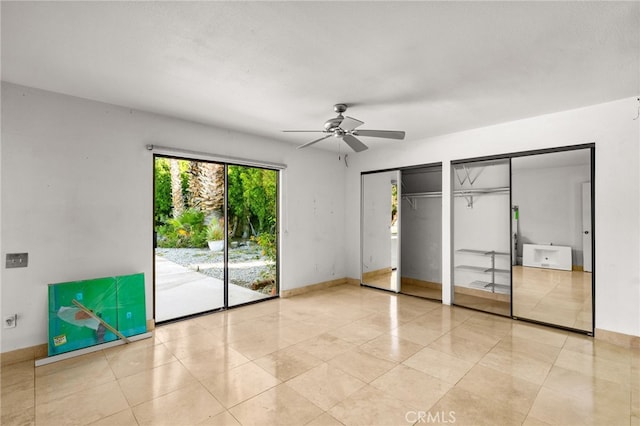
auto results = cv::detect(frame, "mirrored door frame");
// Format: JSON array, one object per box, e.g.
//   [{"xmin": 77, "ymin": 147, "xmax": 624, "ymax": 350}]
[
  {"xmin": 360, "ymin": 169, "xmax": 402, "ymax": 293},
  {"xmin": 360, "ymin": 162, "xmax": 443, "ymax": 297},
  {"xmin": 451, "ymin": 143, "xmax": 595, "ymax": 335},
  {"xmin": 451, "ymin": 157, "xmax": 512, "ymax": 317}
]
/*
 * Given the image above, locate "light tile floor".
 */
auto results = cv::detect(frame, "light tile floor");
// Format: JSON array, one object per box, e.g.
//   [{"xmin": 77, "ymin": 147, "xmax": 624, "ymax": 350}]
[
  {"xmin": 1, "ymin": 284, "xmax": 638, "ymax": 425},
  {"xmin": 512, "ymin": 266, "xmax": 592, "ymax": 332}
]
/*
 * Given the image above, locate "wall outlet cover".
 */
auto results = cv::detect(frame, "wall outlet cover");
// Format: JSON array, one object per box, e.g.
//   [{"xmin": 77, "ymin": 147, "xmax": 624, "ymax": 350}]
[
  {"xmin": 4, "ymin": 314, "xmax": 17, "ymax": 328},
  {"xmin": 6, "ymin": 253, "xmax": 28, "ymax": 268}
]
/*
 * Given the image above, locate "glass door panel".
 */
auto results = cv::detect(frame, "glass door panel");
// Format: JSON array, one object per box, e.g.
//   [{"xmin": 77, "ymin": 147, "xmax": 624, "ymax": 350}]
[
  {"xmin": 227, "ymin": 165, "xmax": 279, "ymax": 307},
  {"xmin": 452, "ymin": 158, "xmax": 511, "ymax": 316},
  {"xmin": 154, "ymin": 156, "xmax": 225, "ymax": 321}
]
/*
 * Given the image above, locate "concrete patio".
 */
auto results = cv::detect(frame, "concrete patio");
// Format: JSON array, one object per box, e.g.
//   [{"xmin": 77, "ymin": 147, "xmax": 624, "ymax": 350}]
[{"xmin": 155, "ymin": 256, "xmax": 269, "ymax": 322}]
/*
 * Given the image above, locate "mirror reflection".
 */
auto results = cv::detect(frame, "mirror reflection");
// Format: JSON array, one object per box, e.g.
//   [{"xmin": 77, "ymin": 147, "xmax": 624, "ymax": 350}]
[
  {"xmin": 452, "ymin": 159, "xmax": 511, "ymax": 316},
  {"xmin": 511, "ymin": 148, "xmax": 593, "ymax": 332},
  {"xmin": 361, "ymin": 171, "xmax": 400, "ymax": 291}
]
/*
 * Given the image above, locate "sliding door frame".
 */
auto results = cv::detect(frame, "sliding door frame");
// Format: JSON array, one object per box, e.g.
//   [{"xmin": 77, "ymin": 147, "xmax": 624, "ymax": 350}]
[
  {"xmin": 451, "ymin": 143, "xmax": 595, "ymax": 335},
  {"xmin": 152, "ymin": 153, "xmax": 282, "ymax": 324}
]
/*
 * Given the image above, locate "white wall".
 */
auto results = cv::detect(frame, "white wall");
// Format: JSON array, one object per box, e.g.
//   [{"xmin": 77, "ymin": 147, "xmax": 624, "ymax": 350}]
[
  {"xmin": 0, "ymin": 83, "xmax": 346, "ymax": 352},
  {"xmin": 512, "ymin": 161, "xmax": 591, "ymax": 265},
  {"xmin": 345, "ymin": 97, "xmax": 640, "ymax": 337}
]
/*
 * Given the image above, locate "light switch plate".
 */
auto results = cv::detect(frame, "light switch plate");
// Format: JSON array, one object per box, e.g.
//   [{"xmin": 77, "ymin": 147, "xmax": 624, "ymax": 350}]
[{"xmin": 6, "ymin": 253, "xmax": 28, "ymax": 268}]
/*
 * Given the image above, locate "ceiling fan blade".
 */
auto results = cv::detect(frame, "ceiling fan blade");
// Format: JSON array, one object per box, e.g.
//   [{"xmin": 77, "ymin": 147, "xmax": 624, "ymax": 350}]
[
  {"xmin": 296, "ymin": 134, "xmax": 332, "ymax": 150},
  {"xmin": 283, "ymin": 130, "xmax": 325, "ymax": 133},
  {"xmin": 343, "ymin": 134, "xmax": 368, "ymax": 152},
  {"xmin": 339, "ymin": 116, "xmax": 364, "ymax": 132},
  {"xmin": 355, "ymin": 130, "xmax": 406, "ymax": 140}
]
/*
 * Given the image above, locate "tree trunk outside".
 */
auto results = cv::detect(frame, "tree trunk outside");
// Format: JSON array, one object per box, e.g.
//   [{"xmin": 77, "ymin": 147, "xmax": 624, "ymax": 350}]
[
  {"xmin": 170, "ymin": 159, "xmax": 185, "ymax": 218},
  {"xmin": 187, "ymin": 162, "xmax": 223, "ymax": 218}
]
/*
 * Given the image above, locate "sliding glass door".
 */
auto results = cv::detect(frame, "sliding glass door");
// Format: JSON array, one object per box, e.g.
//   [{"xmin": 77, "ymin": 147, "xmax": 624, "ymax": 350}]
[
  {"xmin": 227, "ymin": 165, "xmax": 278, "ymax": 307},
  {"xmin": 154, "ymin": 156, "xmax": 278, "ymax": 322},
  {"xmin": 154, "ymin": 157, "xmax": 226, "ymax": 321}
]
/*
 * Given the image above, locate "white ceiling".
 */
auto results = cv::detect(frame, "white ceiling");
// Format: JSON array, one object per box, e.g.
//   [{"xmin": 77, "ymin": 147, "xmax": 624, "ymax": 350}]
[{"xmin": 2, "ymin": 1, "xmax": 639, "ymax": 152}]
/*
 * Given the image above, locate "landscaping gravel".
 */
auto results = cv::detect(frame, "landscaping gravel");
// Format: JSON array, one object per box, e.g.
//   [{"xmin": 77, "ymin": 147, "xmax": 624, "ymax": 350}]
[{"xmin": 155, "ymin": 241, "xmax": 275, "ymax": 294}]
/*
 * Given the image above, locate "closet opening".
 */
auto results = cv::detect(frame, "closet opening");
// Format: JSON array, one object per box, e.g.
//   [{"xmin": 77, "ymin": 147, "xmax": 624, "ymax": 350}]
[
  {"xmin": 360, "ymin": 163, "xmax": 443, "ymax": 301},
  {"xmin": 399, "ymin": 164, "xmax": 443, "ymax": 301}
]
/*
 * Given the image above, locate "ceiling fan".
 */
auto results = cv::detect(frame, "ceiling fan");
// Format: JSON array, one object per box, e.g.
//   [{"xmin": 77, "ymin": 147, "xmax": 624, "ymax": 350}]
[{"xmin": 283, "ymin": 104, "xmax": 405, "ymax": 152}]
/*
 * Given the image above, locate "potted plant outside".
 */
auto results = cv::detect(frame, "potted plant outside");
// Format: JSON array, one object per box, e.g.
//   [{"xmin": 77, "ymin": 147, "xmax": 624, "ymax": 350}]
[{"xmin": 207, "ymin": 221, "xmax": 225, "ymax": 251}]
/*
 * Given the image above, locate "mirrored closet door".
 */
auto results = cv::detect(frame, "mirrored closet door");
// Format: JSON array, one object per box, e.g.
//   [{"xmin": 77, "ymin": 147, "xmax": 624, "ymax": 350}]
[
  {"xmin": 511, "ymin": 148, "xmax": 593, "ymax": 333},
  {"xmin": 400, "ymin": 165, "xmax": 442, "ymax": 300},
  {"xmin": 452, "ymin": 158, "xmax": 511, "ymax": 316},
  {"xmin": 361, "ymin": 170, "xmax": 400, "ymax": 292}
]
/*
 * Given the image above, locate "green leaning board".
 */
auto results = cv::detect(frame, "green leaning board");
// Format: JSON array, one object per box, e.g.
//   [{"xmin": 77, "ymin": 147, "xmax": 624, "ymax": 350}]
[
  {"xmin": 116, "ymin": 273, "xmax": 147, "ymax": 338},
  {"xmin": 48, "ymin": 273, "xmax": 146, "ymax": 356}
]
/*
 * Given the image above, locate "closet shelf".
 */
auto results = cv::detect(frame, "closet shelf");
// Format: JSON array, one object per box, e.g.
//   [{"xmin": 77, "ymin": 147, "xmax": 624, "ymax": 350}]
[
  {"xmin": 455, "ymin": 248, "xmax": 511, "ymax": 294},
  {"xmin": 402, "ymin": 191, "xmax": 441, "ymax": 209},
  {"xmin": 455, "ymin": 265, "xmax": 510, "ymax": 274},
  {"xmin": 456, "ymin": 249, "xmax": 510, "ymax": 256},
  {"xmin": 469, "ymin": 281, "xmax": 511, "ymax": 294}
]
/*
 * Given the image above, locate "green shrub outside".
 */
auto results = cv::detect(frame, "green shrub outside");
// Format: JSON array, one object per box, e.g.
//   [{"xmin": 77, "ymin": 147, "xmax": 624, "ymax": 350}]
[
  {"xmin": 154, "ymin": 159, "xmax": 172, "ymax": 224},
  {"xmin": 155, "ymin": 160, "xmax": 278, "ymax": 260},
  {"xmin": 157, "ymin": 209, "xmax": 208, "ymax": 248}
]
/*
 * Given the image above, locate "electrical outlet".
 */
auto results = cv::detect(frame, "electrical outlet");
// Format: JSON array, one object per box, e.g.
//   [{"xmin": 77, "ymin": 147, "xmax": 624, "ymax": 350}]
[
  {"xmin": 4, "ymin": 314, "xmax": 17, "ymax": 328},
  {"xmin": 6, "ymin": 253, "xmax": 28, "ymax": 268}
]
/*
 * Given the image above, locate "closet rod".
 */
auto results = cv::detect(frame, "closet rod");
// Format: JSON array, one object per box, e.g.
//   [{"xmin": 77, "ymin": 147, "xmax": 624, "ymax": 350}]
[
  {"xmin": 401, "ymin": 191, "xmax": 442, "ymax": 199},
  {"xmin": 453, "ymin": 187, "xmax": 509, "ymax": 196}
]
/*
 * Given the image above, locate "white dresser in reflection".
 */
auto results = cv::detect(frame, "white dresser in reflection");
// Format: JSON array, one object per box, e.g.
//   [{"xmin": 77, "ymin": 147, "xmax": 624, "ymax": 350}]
[{"xmin": 522, "ymin": 244, "xmax": 572, "ymax": 271}]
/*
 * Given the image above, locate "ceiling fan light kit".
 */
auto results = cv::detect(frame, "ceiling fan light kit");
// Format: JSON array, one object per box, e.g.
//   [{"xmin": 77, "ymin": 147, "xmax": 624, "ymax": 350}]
[{"xmin": 284, "ymin": 104, "xmax": 406, "ymax": 152}]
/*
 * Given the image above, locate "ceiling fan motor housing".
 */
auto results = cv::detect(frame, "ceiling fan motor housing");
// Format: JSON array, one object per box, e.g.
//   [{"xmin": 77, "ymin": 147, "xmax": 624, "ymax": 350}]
[
  {"xmin": 324, "ymin": 104, "xmax": 348, "ymax": 131},
  {"xmin": 324, "ymin": 117, "xmax": 343, "ymax": 131},
  {"xmin": 333, "ymin": 104, "xmax": 347, "ymax": 114}
]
